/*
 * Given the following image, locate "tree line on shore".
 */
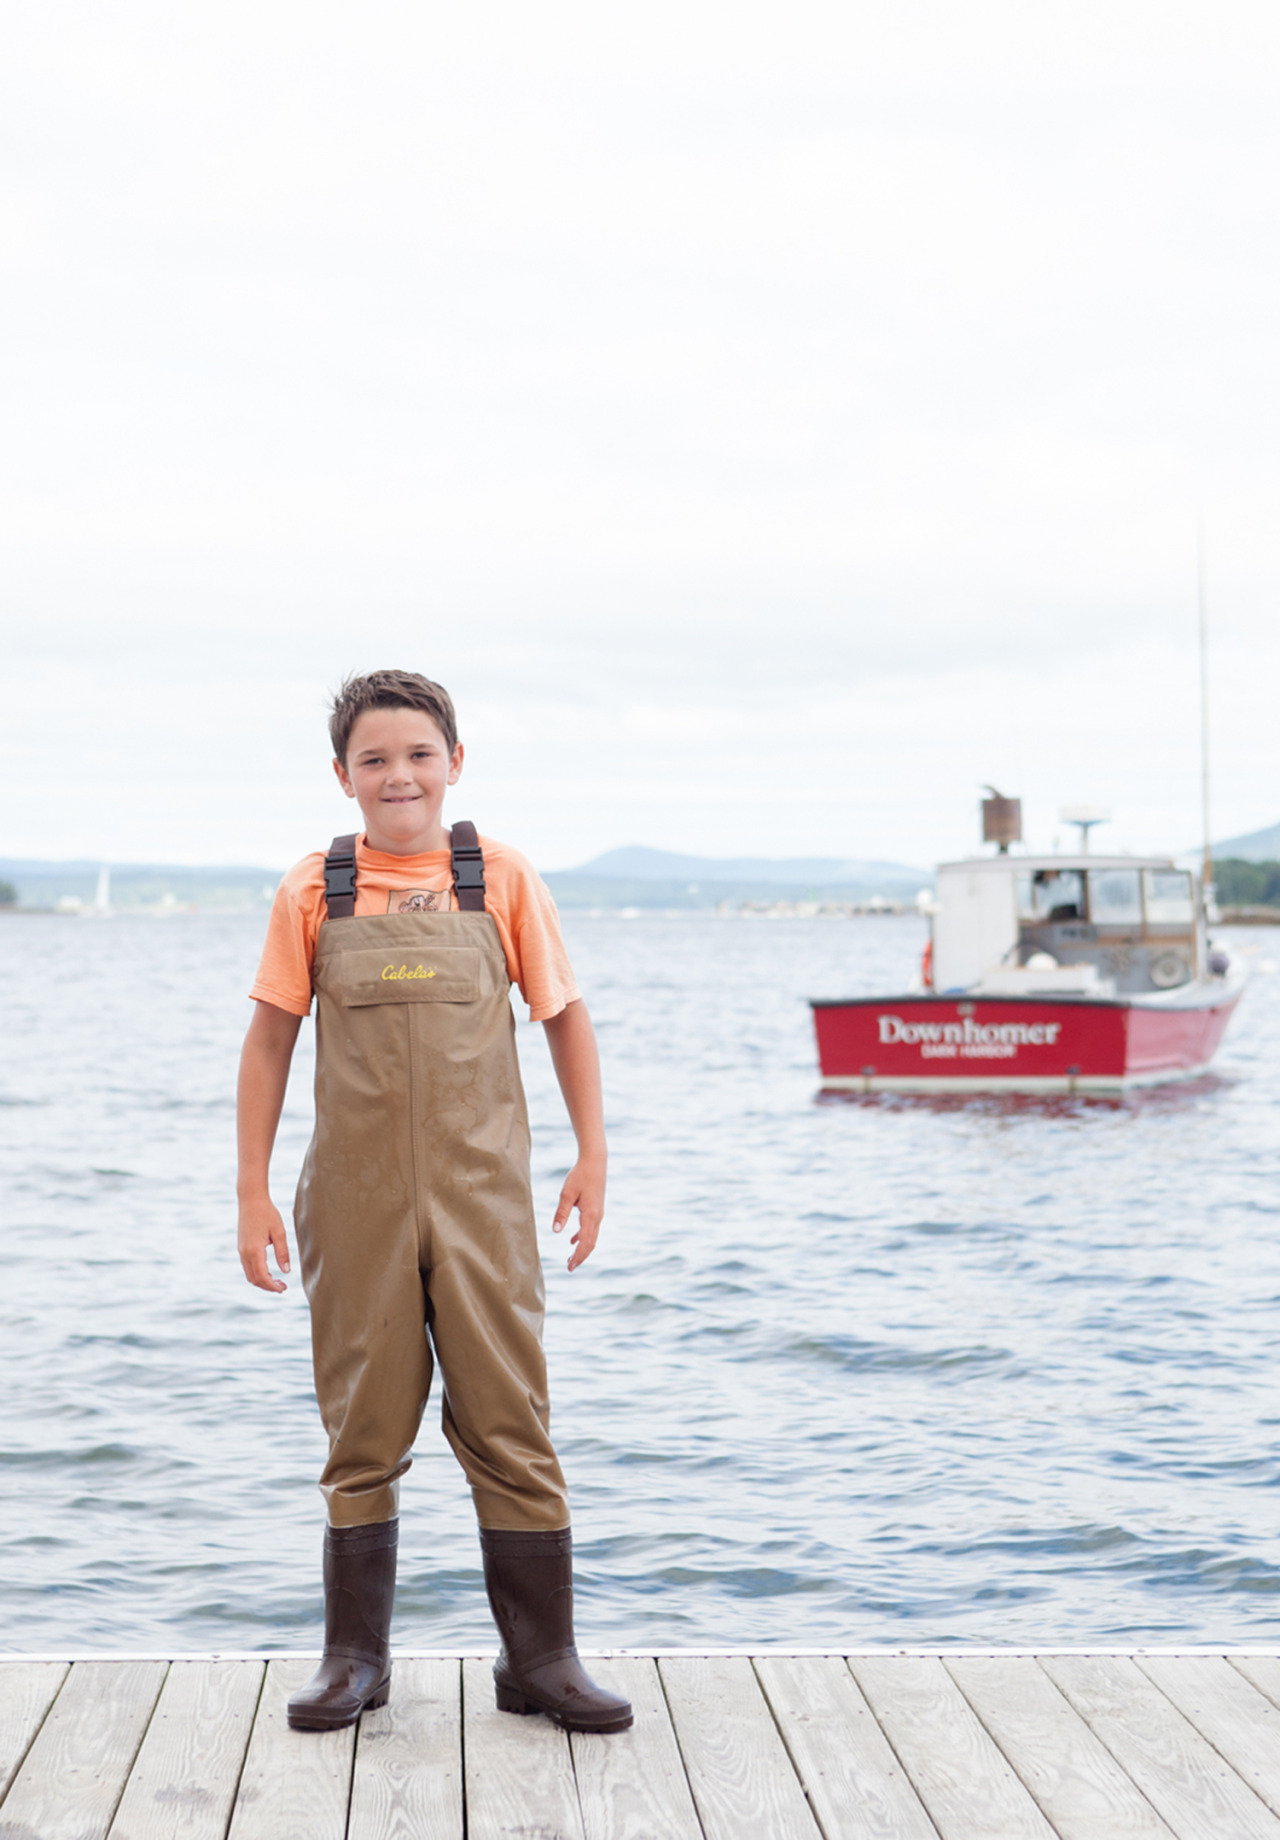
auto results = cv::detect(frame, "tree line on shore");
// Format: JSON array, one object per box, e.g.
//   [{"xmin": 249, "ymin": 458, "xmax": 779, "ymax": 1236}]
[
  {"xmin": 2, "ymin": 863, "xmax": 1278, "ymax": 913},
  {"xmin": 1214, "ymin": 858, "xmax": 1280, "ymax": 908}
]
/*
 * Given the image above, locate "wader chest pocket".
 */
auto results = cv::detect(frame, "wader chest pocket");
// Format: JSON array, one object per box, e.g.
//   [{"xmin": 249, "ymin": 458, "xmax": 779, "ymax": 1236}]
[{"xmin": 331, "ymin": 947, "xmax": 483, "ymax": 1006}]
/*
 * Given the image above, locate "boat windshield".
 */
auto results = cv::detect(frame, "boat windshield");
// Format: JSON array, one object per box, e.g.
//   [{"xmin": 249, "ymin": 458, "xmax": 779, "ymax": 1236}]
[
  {"xmin": 1144, "ymin": 869, "xmax": 1194, "ymax": 924},
  {"xmin": 1088, "ymin": 868, "xmax": 1142, "ymax": 925},
  {"xmin": 1016, "ymin": 869, "xmax": 1085, "ymax": 922}
]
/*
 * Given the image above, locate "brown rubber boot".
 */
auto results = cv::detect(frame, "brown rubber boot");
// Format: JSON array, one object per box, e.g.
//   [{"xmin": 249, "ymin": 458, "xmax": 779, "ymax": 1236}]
[
  {"xmin": 287, "ymin": 1519, "xmax": 398, "ymax": 1731},
  {"xmin": 480, "ymin": 1527, "xmax": 633, "ymax": 1733}
]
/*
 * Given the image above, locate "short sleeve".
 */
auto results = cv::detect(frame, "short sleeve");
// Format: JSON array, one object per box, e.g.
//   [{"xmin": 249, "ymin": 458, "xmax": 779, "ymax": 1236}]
[
  {"xmin": 504, "ymin": 858, "xmax": 581, "ymax": 1022},
  {"xmin": 249, "ymin": 873, "xmax": 317, "ymax": 1017}
]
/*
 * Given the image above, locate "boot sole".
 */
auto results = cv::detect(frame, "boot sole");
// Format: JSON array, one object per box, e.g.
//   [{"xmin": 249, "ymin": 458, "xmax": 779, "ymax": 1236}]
[
  {"xmin": 287, "ymin": 1681, "xmax": 390, "ymax": 1731},
  {"xmin": 495, "ymin": 1682, "xmax": 633, "ymax": 1733}
]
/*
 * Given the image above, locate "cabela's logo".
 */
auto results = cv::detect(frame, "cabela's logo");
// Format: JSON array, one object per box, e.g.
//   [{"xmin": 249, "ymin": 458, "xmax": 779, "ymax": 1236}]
[
  {"xmin": 878, "ymin": 1013, "xmax": 1062, "ymax": 1058},
  {"xmin": 382, "ymin": 963, "xmax": 439, "ymax": 981}
]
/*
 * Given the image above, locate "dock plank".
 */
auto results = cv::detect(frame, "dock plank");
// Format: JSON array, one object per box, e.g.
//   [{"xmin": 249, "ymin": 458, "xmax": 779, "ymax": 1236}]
[
  {"xmin": 12, "ymin": 1648, "xmax": 1280, "ymax": 1840},
  {"xmin": 944, "ymin": 1655, "xmax": 1174, "ymax": 1840},
  {"xmin": 0, "ymin": 1661, "xmax": 68, "ymax": 1804},
  {"xmin": 570, "ymin": 1656, "xmax": 703, "ymax": 1840},
  {"xmin": 1042, "ymin": 1654, "xmax": 1280, "ymax": 1840},
  {"xmin": 1229, "ymin": 1655, "xmax": 1280, "ymax": 1716},
  {"xmin": 347, "ymin": 1657, "xmax": 464, "ymax": 1840},
  {"xmin": 462, "ymin": 1655, "xmax": 585, "ymax": 1840},
  {"xmin": 755, "ymin": 1652, "xmax": 939, "ymax": 1840},
  {"xmin": 1136, "ymin": 1656, "xmax": 1280, "ymax": 1823},
  {"xmin": 107, "ymin": 1660, "xmax": 263, "ymax": 1840},
  {"xmin": 225, "ymin": 1658, "xmax": 354, "ymax": 1840},
  {"xmin": 0, "ymin": 1659, "xmax": 166, "ymax": 1840},
  {"xmin": 658, "ymin": 1654, "xmax": 820, "ymax": 1840},
  {"xmin": 850, "ymin": 1655, "xmax": 1057, "ymax": 1840}
]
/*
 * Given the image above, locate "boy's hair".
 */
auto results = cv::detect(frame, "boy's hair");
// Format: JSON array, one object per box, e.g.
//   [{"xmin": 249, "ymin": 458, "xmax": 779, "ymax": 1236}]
[{"xmin": 329, "ymin": 670, "xmax": 458, "ymax": 764}]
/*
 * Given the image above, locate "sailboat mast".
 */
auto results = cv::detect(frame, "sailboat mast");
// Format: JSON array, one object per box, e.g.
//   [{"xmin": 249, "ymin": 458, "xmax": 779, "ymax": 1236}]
[{"xmin": 1198, "ymin": 524, "xmax": 1211, "ymax": 892}]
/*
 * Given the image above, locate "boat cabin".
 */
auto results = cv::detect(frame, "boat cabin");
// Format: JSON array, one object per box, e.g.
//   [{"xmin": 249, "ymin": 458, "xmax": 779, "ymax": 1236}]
[{"xmin": 930, "ymin": 855, "xmax": 1204, "ymax": 997}]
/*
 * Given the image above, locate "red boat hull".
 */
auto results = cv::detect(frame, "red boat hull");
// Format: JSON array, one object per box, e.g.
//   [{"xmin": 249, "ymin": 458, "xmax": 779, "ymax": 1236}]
[{"xmin": 811, "ymin": 988, "xmax": 1242, "ymax": 1093}]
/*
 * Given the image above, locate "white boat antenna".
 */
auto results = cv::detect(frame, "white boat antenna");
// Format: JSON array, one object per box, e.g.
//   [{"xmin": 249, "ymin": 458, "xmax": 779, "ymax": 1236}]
[
  {"xmin": 1059, "ymin": 805, "xmax": 1111, "ymax": 852},
  {"xmin": 1198, "ymin": 520, "xmax": 1212, "ymax": 892}
]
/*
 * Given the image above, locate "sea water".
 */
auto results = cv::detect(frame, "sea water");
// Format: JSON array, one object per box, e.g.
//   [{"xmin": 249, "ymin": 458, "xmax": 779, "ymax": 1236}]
[{"xmin": 2, "ymin": 910, "xmax": 1279, "ymax": 1653}]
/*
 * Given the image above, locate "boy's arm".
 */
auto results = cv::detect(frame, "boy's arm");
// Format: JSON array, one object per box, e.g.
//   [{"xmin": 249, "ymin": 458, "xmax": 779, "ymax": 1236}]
[
  {"xmin": 237, "ymin": 998, "xmax": 303, "ymax": 1293},
  {"xmin": 541, "ymin": 998, "xmax": 607, "ymax": 1272}
]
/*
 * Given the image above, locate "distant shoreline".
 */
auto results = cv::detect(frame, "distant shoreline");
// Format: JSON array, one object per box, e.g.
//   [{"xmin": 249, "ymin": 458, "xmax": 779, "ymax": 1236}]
[{"xmin": 4, "ymin": 848, "xmax": 1278, "ymax": 919}]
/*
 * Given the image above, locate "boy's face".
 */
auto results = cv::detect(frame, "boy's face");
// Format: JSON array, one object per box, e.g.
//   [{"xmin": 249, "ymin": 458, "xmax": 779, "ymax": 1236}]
[{"xmin": 334, "ymin": 706, "xmax": 463, "ymax": 854}]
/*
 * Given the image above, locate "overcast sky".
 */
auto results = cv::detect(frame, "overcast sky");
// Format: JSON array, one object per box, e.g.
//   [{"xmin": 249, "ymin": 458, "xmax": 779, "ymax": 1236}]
[{"xmin": 4, "ymin": 0, "xmax": 1279, "ymax": 871}]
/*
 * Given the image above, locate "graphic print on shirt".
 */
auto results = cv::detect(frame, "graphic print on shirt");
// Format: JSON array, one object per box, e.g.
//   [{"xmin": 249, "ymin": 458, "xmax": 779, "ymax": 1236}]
[{"xmin": 387, "ymin": 886, "xmax": 454, "ymax": 915}]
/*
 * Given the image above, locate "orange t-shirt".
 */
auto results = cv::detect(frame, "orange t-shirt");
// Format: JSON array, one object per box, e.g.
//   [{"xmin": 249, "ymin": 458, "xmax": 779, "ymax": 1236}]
[{"xmin": 249, "ymin": 832, "xmax": 581, "ymax": 1023}]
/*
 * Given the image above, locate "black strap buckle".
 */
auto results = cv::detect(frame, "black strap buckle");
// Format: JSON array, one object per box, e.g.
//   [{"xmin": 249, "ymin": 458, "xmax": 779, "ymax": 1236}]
[
  {"xmin": 450, "ymin": 820, "xmax": 487, "ymax": 911},
  {"xmin": 325, "ymin": 858, "xmax": 357, "ymax": 899},
  {"xmin": 323, "ymin": 833, "xmax": 359, "ymax": 918}
]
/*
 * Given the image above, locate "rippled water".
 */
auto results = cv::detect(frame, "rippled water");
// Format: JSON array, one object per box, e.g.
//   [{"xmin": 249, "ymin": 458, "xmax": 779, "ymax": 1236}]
[{"xmin": 2, "ymin": 910, "xmax": 1279, "ymax": 1654}]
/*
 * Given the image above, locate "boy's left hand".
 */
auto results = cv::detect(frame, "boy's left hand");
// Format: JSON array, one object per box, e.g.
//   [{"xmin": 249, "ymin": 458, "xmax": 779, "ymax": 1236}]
[{"xmin": 552, "ymin": 1158, "xmax": 605, "ymax": 1271}]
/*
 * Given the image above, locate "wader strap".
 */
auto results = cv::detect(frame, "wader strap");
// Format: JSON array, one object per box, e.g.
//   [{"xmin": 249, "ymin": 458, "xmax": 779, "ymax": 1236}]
[
  {"xmin": 451, "ymin": 820, "xmax": 486, "ymax": 912},
  {"xmin": 323, "ymin": 834, "xmax": 359, "ymax": 919}
]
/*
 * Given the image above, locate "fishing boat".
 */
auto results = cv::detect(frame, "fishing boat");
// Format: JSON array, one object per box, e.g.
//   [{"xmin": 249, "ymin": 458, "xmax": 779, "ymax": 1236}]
[{"xmin": 811, "ymin": 797, "xmax": 1245, "ymax": 1095}]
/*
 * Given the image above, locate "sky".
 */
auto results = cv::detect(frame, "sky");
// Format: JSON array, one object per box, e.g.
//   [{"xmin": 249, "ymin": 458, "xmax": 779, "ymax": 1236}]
[{"xmin": 4, "ymin": 0, "xmax": 1279, "ymax": 872}]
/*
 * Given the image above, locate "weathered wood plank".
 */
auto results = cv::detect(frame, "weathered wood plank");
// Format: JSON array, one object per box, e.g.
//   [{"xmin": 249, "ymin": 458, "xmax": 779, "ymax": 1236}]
[
  {"xmin": 106, "ymin": 1660, "xmax": 264, "ymax": 1840},
  {"xmin": 849, "ymin": 1655, "xmax": 1056, "ymax": 1840},
  {"xmin": 0, "ymin": 1659, "xmax": 166, "ymax": 1840},
  {"xmin": 755, "ymin": 1652, "xmax": 939, "ymax": 1840},
  {"xmin": 347, "ymin": 1657, "xmax": 464, "ymax": 1840},
  {"xmin": 462, "ymin": 1655, "xmax": 584, "ymax": 1840},
  {"xmin": 1136, "ymin": 1656, "xmax": 1280, "ymax": 1823},
  {"xmin": 225, "ymin": 1658, "xmax": 354, "ymax": 1840},
  {"xmin": 15, "ymin": 1647, "xmax": 1280, "ymax": 1840},
  {"xmin": 658, "ymin": 1654, "xmax": 819, "ymax": 1840},
  {"xmin": 945, "ymin": 1655, "xmax": 1174, "ymax": 1840},
  {"xmin": 0, "ymin": 1661, "xmax": 68, "ymax": 1803},
  {"xmin": 1229, "ymin": 1656, "xmax": 1280, "ymax": 1716},
  {"xmin": 1042, "ymin": 1654, "xmax": 1280, "ymax": 1840},
  {"xmin": 569, "ymin": 1656, "xmax": 702, "ymax": 1840}
]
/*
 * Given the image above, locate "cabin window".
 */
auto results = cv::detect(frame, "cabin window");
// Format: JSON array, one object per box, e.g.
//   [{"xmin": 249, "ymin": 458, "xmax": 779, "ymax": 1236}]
[
  {"xmin": 1018, "ymin": 868, "xmax": 1085, "ymax": 922},
  {"xmin": 1088, "ymin": 869, "xmax": 1142, "ymax": 925},
  {"xmin": 1143, "ymin": 869, "xmax": 1194, "ymax": 925}
]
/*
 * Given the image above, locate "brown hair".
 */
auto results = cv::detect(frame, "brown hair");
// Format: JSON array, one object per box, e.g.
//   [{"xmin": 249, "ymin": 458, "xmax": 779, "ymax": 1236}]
[{"xmin": 329, "ymin": 670, "xmax": 458, "ymax": 764}]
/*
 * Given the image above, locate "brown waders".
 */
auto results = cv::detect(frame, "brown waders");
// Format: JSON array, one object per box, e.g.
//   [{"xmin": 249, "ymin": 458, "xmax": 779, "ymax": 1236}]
[{"xmin": 286, "ymin": 826, "xmax": 631, "ymax": 1733}]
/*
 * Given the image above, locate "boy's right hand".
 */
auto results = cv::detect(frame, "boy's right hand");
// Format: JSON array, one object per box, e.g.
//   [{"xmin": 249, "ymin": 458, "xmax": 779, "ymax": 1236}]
[{"xmin": 238, "ymin": 1196, "xmax": 292, "ymax": 1293}]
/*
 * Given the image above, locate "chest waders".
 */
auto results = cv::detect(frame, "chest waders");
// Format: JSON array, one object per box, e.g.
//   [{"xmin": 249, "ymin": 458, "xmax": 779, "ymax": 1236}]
[{"xmin": 287, "ymin": 826, "xmax": 632, "ymax": 1735}]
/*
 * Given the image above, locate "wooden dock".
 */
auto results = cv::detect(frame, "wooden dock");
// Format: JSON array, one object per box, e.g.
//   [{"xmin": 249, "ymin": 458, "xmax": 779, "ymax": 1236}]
[{"xmin": 6, "ymin": 1650, "xmax": 1280, "ymax": 1838}]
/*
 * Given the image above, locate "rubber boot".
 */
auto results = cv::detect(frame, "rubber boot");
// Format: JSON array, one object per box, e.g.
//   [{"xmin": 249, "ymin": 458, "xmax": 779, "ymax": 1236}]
[
  {"xmin": 480, "ymin": 1527, "xmax": 633, "ymax": 1733},
  {"xmin": 287, "ymin": 1519, "xmax": 398, "ymax": 1731}
]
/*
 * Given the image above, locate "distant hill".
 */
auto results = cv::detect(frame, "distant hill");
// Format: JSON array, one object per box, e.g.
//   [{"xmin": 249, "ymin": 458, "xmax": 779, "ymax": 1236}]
[
  {"xmin": 2, "ymin": 843, "xmax": 931, "ymax": 915},
  {"xmin": 1209, "ymin": 821, "xmax": 1280, "ymax": 863},
  {"xmin": 0, "ymin": 858, "xmax": 280, "ymax": 911},
  {"xmin": 567, "ymin": 846, "xmax": 927, "ymax": 885},
  {"xmin": 543, "ymin": 845, "xmax": 929, "ymax": 910}
]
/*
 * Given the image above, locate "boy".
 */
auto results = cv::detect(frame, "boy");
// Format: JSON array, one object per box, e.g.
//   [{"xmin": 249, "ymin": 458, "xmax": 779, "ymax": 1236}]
[{"xmin": 236, "ymin": 669, "xmax": 631, "ymax": 1735}]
